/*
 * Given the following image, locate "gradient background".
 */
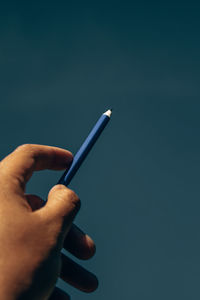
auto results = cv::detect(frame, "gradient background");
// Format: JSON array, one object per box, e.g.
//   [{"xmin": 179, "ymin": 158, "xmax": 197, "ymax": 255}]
[{"xmin": 1, "ymin": 1, "xmax": 200, "ymax": 299}]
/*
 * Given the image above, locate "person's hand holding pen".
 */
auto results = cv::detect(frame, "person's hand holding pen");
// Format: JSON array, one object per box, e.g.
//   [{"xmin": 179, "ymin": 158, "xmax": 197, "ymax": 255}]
[
  {"xmin": 0, "ymin": 144, "xmax": 98, "ymax": 300},
  {"xmin": 0, "ymin": 109, "xmax": 112, "ymax": 299}
]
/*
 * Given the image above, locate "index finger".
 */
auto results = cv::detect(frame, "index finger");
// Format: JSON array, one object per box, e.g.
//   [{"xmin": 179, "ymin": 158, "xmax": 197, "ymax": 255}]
[{"xmin": 0, "ymin": 144, "xmax": 73, "ymax": 193}]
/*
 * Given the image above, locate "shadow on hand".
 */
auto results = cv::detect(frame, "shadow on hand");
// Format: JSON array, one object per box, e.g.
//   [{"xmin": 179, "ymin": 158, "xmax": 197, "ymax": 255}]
[{"xmin": 48, "ymin": 286, "xmax": 71, "ymax": 300}]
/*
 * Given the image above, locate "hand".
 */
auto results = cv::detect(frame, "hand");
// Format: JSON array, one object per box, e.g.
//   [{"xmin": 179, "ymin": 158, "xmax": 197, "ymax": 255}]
[{"xmin": 0, "ymin": 144, "xmax": 98, "ymax": 300}]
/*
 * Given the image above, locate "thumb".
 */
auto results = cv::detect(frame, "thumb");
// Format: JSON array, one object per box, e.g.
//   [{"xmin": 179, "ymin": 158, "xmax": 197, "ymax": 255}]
[{"xmin": 42, "ymin": 184, "xmax": 81, "ymax": 233}]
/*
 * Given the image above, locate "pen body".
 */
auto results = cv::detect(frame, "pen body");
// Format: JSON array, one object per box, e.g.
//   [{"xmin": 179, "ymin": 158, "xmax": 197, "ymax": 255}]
[{"xmin": 58, "ymin": 113, "xmax": 110, "ymax": 186}]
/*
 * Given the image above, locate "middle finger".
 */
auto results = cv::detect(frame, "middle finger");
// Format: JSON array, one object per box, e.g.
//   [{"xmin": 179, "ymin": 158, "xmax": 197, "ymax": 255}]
[{"xmin": 63, "ymin": 224, "xmax": 96, "ymax": 260}]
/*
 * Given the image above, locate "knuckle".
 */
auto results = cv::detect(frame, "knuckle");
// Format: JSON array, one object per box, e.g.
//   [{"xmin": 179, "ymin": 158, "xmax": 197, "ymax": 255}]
[
  {"xmin": 68, "ymin": 190, "xmax": 81, "ymax": 210},
  {"xmin": 49, "ymin": 184, "xmax": 65, "ymax": 195},
  {"xmin": 50, "ymin": 185, "xmax": 81, "ymax": 211}
]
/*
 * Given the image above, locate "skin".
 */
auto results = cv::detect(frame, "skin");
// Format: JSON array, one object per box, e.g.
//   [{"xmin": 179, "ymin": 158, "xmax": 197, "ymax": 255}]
[{"xmin": 0, "ymin": 144, "xmax": 98, "ymax": 300}]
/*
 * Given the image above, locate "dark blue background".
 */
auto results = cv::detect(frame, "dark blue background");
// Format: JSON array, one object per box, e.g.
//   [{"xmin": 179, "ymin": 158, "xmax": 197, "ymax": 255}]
[{"xmin": 1, "ymin": 1, "xmax": 200, "ymax": 299}]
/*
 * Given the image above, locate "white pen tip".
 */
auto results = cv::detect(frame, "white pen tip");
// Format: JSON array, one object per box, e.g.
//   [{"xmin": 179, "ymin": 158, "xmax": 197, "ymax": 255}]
[{"xmin": 103, "ymin": 109, "xmax": 112, "ymax": 117}]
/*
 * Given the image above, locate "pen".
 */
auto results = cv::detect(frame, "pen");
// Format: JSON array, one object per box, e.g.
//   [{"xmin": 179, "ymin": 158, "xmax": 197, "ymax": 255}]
[{"xmin": 58, "ymin": 109, "xmax": 112, "ymax": 186}]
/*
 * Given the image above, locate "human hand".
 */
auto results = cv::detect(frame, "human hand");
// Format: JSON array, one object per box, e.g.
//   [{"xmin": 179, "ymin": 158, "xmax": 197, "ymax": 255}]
[{"xmin": 0, "ymin": 144, "xmax": 98, "ymax": 300}]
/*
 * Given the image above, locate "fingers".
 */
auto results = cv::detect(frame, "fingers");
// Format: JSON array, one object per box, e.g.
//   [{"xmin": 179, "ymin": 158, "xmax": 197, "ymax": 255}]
[
  {"xmin": 26, "ymin": 190, "xmax": 96, "ymax": 261},
  {"xmin": 44, "ymin": 185, "xmax": 81, "ymax": 227},
  {"xmin": 63, "ymin": 224, "xmax": 96, "ymax": 260},
  {"xmin": 48, "ymin": 287, "xmax": 70, "ymax": 300},
  {"xmin": 60, "ymin": 254, "xmax": 98, "ymax": 293},
  {"xmin": 0, "ymin": 144, "xmax": 73, "ymax": 194},
  {"xmin": 45, "ymin": 185, "xmax": 95, "ymax": 260},
  {"xmin": 26, "ymin": 192, "xmax": 98, "ymax": 294}
]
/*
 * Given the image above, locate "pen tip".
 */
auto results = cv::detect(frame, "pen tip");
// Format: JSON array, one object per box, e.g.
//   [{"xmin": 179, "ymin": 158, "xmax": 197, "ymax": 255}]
[{"xmin": 103, "ymin": 109, "xmax": 112, "ymax": 117}]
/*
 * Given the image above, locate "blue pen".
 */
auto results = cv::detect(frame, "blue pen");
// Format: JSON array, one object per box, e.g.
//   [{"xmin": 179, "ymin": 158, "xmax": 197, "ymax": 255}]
[{"xmin": 58, "ymin": 109, "xmax": 112, "ymax": 186}]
